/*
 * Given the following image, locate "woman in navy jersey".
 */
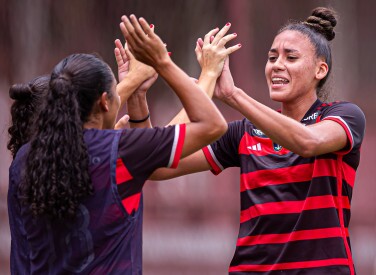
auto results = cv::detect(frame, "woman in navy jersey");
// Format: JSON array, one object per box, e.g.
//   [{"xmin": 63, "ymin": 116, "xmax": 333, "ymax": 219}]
[
  {"xmin": 7, "ymin": 34, "xmax": 158, "ymax": 160},
  {"xmin": 147, "ymin": 7, "xmax": 366, "ymax": 275},
  {"xmin": 7, "ymin": 15, "xmax": 236, "ymax": 274}
]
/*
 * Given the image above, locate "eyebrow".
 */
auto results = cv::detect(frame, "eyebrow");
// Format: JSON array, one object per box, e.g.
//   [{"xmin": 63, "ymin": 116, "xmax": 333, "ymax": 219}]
[{"xmin": 269, "ymin": 48, "xmax": 299, "ymax": 53}]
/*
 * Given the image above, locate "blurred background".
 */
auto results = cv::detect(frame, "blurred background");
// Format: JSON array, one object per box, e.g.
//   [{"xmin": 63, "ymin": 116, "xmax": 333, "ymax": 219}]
[{"xmin": 0, "ymin": 0, "xmax": 375, "ymax": 274}]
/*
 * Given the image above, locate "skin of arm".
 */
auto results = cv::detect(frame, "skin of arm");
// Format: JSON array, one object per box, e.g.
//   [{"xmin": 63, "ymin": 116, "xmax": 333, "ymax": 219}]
[
  {"xmin": 120, "ymin": 15, "xmax": 228, "ymax": 158},
  {"xmin": 222, "ymin": 87, "xmax": 347, "ymax": 157},
  {"xmin": 114, "ymin": 38, "xmax": 157, "ymax": 128},
  {"xmin": 114, "ymin": 38, "xmax": 157, "ymax": 112},
  {"xmin": 150, "ymin": 24, "xmax": 241, "ymax": 180}
]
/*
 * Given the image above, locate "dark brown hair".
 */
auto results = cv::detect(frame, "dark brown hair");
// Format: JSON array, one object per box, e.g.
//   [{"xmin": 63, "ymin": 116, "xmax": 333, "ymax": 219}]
[
  {"xmin": 20, "ymin": 53, "xmax": 114, "ymax": 220},
  {"xmin": 278, "ymin": 7, "xmax": 338, "ymax": 99},
  {"xmin": 7, "ymin": 75, "xmax": 50, "ymax": 158}
]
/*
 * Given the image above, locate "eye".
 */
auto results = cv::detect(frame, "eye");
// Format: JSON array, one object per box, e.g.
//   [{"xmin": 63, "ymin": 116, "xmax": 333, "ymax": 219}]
[
  {"xmin": 287, "ymin": 56, "xmax": 298, "ymax": 60},
  {"xmin": 268, "ymin": 56, "xmax": 277, "ymax": 62}
]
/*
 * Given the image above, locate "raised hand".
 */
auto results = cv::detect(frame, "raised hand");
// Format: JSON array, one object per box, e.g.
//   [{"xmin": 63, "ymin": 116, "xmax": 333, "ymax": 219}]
[
  {"xmin": 114, "ymin": 38, "xmax": 157, "ymax": 85},
  {"xmin": 195, "ymin": 23, "xmax": 241, "ymax": 79},
  {"xmin": 213, "ymin": 56, "xmax": 237, "ymax": 101},
  {"xmin": 120, "ymin": 15, "xmax": 169, "ymax": 68}
]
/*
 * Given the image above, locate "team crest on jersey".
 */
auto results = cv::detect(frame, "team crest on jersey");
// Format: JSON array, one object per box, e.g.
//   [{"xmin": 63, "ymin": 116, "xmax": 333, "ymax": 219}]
[
  {"xmin": 273, "ymin": 142, "xmax": 283, "ymax": 152},
  {"xmin": 252, "ymin": 128, "xmax": 267, "ymax": 138}
]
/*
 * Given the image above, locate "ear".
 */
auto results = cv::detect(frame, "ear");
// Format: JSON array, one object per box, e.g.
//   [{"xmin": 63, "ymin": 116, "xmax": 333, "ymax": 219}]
[
  {"xmin": 99, "ymin": 92, "xmax": 110, "ymax": 112},
  {"xmin": 315, "ymin": 60, "xmax": 329, "ymax": 81}
]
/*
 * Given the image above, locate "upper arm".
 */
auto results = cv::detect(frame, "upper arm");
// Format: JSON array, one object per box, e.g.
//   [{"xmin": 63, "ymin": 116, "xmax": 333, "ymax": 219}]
[
  {"xmin": 306, "ymin": 103, "xmax": 366, "ymax": 156},
  {"xmin": 149, "ymin": 120, "xmax": 244, "ymax": 180},
  {"xmin": 150, "ymin": 149, "xmax": 211, "ymax": 180},
  {"xmin": 118, "ymin": 125, "xmax": 186, "ymax": 178}
]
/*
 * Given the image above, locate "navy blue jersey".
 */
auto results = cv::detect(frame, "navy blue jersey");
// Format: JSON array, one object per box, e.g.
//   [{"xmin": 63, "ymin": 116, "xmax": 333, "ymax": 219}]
[
  {"xmin": 8, "ymin": 124, "xmax": 185, "ymax": 274},
  {"xmin": 203, "ymin": 100, "xmax": 365, "ymax": 274}
]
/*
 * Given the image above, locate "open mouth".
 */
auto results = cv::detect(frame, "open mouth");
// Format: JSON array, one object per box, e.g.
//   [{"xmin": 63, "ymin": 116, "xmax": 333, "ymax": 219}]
[{"xmin": 271, "ymin": 77, "xmax": 289, "ymax": 86}]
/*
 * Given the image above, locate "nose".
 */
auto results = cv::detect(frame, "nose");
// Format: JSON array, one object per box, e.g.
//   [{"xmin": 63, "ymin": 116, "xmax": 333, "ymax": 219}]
[{"xmin": 272, "ymin": 57, "xmax": 285, "ymax": 71}]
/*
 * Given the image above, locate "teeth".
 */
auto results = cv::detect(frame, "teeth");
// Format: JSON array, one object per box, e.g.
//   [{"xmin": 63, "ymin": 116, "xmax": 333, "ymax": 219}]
[{"xmin": 272, "ymin": 77, "xmax": 289, "ymax": 84}]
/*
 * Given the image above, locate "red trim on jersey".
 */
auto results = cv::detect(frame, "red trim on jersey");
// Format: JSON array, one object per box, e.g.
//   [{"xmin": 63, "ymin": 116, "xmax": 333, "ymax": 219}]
[
  {"xmin": 170, "ymin": 124, "xmax": 186, "ymax": 169},
  {"xmin": 237, "ymin": 227, "xmax": 349, "ymax": 246},
  {"xmin": 202, "ymin": 146, "xmax": 222, "ymax": 175},
  {"xmin": 336, "ymin": 156, "xmax": 355, "ymax": 275},
  {"xmin": 240, "ymin": 195, "xmax": 350, "ymax": 223},
  {"xmin": 121, "ymin": 193, "xmax": 141, "ymax": 214},
  {"xmin": 323, "ymin": 116, "xmax": 354, "ymax": 155},
  {"xmin": 229, "ymin": 258, "xmax": 349, "ymax": 272},
  {"xmin": 116, "ymin": 158, "xmax": 133, "ymax": 184}
]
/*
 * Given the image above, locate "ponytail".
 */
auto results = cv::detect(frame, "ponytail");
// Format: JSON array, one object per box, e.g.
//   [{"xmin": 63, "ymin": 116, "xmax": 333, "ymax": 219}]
[
  {"xmin": 20, "ymin": 54, "xmax": 113, "ymax": 219},
  {"xmin": 7, "ymin": 76, "xmax": 49, "ymax": 158}
]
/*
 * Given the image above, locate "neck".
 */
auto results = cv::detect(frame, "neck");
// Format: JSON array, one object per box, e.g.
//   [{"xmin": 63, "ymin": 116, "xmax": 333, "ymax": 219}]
[
  {"xmin": 281, "ymin": 93, "xmax": 318, "ymax": 121},
  {"xmin": 83, "ymin": 114, "xmax": 104, "ymax": 129}
]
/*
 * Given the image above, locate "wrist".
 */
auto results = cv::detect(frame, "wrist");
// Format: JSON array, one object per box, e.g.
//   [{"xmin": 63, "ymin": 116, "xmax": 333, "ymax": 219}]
[
  {"xmin": 128, "ymin": 113, "xmax": 150, "ymax": 123},
  {"xmin": 221, "ymin": 86, "xmax": 242, "ymax": 105},
  {"xmin": 154, "ymin": 57, "xmax": 173, "ymax": 73},
  {"xmin": 200, "ymin": 69, "xmax": 219, "ymax": 79}
]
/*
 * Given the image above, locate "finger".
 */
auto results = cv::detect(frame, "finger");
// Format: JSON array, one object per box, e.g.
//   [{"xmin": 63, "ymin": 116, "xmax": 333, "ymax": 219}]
[
  {"xmin": 139, "ymin": 17, "xmax": 154, "ymax": 38},
  {"xmin": 114, "ymin": 39, "xmax": 129, "ymax": 62},
  {"xmin": 224, "ymin": 56, "xmax": 229, "ymax": 67},
  {"xmin": 121, "ymin": 15, "xmax": 143, "ymax": 47},
  {"xmin": 217, "ymin": 32, "xmax": 238, "ymax": 48},
  {"xmin": 114, "ymin": 47, "xmax": 125, "ymax": 67},
  {"xmin": 114, "ymin": 114, "xmax": 130, "ymax": 129},
  {"xmin": 195, "ymin": 41, "xmax": 202, "ymax": 60},
  {"xmin": 203, "ymin": 27, "xmax": 219, "ymax": 45},
  {"xmin": 224, "ymin": 43, "xmax": 242, "ymax": 55},
  {"xmin": 197, "ymin": 38, "xmax": 204, "ymax": 48},
  {"xmin": 211, "ymin": 22, "xmax": 231, "ymax": 45},
  {"xmin": 123, "ymin": 44, "xmax": 135, "ymax": 60},
  {"xmin": 129, "ymin": 14, "xmax": 148, "ymax": 42},
  {"xmin": 120, "ymin": 19, "xmax": 139, "ymax": 50}
]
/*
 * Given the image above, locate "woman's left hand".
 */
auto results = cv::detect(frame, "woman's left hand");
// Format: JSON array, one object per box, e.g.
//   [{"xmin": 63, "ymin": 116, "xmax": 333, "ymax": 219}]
[{"xmin": 195, "ymin": 23, "xmax": 241, "ymax": 79}]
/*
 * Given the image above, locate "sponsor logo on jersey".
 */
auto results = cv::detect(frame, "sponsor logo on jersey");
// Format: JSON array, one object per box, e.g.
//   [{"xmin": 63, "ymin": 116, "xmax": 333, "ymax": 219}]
[
  {"xmin": 302, "ymin": 112, "xmax": 319, "ymax": 122},
  {"xmin": 252, "ymin": 129, "xmax": 266, "ymax": 137},
  {"xmin": 247, "ymin": 143, "xmax": 262, "ymax": 151},
  {"xmin": 273, "ymin": 142, "xmax": 283, "ymax": 152}
]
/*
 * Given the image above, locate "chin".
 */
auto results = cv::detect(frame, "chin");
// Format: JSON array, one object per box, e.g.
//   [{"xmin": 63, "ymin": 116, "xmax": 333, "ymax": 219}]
[{"xmin": 269, "ymin": 90, "xmax": 289, "ymax": 103}]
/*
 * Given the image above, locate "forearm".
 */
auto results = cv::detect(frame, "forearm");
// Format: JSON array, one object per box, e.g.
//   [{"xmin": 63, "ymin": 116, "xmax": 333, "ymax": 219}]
[
  {"xmin": 127, "ymin": 93, "xmax": 152, "ymax": 128},
  {"xmin": 225, "ymin": 88, "xmax": 324, "ymax": 156},
  {"xmin": 117, "ymin": 72, "xmax": 145, "ymax": 109},
  {"xmin": 167, "ymin": 71, "xmax": 217, "ymax": 126}
]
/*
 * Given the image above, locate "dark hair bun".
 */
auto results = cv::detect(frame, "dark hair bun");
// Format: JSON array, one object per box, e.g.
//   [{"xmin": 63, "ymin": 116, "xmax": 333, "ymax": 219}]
[
  {"xmin": 305, "ymin": 7, "xmax": 337, "ymax": 41},
  {"xmin": 9, "ymin": 83, "xmax": 33, "ymax": 100}
]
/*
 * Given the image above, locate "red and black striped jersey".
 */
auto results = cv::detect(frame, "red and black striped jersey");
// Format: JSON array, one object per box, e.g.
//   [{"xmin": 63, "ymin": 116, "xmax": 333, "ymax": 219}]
[
  {"xmin": 203, "ymin": 100, "xmax": 365, "ymax": 275},
  {"xmin": 8, "ymin": 124, "xmax": 185, "ymax": 274}
]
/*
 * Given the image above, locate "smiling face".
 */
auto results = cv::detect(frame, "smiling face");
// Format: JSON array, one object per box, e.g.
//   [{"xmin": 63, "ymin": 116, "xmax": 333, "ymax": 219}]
[{"xmin": 265, "ymin": 30, "xmax": 328, "ymax": 104}]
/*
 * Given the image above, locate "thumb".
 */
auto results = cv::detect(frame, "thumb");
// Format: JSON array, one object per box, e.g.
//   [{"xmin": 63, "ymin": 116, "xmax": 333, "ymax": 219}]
[{"xmin": 114, "ymin": 114, "xmax": 130, "ymax": 129}]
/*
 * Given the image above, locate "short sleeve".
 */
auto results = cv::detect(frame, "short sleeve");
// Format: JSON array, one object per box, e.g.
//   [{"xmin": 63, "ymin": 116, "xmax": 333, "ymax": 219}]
[
  {"xmin": 118, "ymin": 124, "xmax": 185, "ymax": 178},
  {"xmin": 320, "ymin": 102, "xmax": 366, "ymax": 154},
  {"xmin": 202, "ymin": 120, "xmax": 244, "ymax": 175}
]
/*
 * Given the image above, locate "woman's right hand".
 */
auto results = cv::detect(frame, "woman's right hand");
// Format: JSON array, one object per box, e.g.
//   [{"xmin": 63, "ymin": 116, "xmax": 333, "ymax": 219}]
[
  {"xmin": 120, "ymin": 15, "xmax": 170, "ymax": 69},
  {"xmin": 195, "ymin": 23, "xmax": 240, "ymax": 79}
]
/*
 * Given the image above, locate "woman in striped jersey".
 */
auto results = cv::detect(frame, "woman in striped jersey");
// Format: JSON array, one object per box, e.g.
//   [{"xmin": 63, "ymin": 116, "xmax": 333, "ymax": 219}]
[{"xmin": 149, "ymin": 7, "xmax": 366, "ymax": 275}]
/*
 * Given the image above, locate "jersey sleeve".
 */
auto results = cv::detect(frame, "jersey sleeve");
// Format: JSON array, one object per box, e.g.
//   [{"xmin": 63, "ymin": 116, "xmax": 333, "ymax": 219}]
[
  {"xmin": 202, "ymin": 120, "xmax": 244, "ymax": 175},
  {"xmin": 118, "ymin": 124, "xmax": 186, "ymax": 175},
  {"xmin": 320, "ymin": 102, "xmax": 366, "ymax": 154}
]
